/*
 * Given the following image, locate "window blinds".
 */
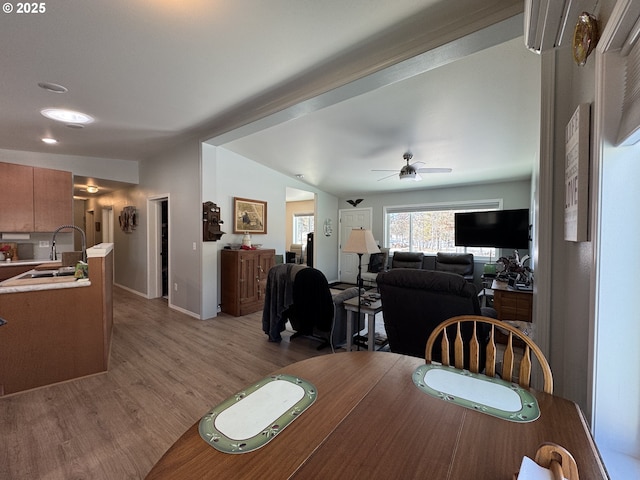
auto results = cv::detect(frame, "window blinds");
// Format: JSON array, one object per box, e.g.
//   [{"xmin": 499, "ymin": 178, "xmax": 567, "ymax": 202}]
[
  {"xmin": 617, "ymin": 26, "xmax": 640, "ymax": 145},
  {"xmin": 385, "ymin": 200, "xmax": 501, "ymax": 215}
]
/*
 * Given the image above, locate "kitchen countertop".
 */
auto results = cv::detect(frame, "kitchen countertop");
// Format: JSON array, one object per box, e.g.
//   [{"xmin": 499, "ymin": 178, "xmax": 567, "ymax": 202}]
[
  {"xmin": 0, "ymin": 259, "xmax": 59, "ymax": 267},
  {"xmin": 0, "ymin": 243, "xmax": 112, "ymax": 294},
  {"xmin": 0, "ymin": 269, "xmax": 91, "ymax": 294}
]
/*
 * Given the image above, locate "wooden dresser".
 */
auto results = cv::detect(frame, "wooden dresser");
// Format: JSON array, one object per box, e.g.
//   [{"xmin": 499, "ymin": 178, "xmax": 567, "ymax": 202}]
[
  {"xmin": 491, "ymin": 280, "xmax": 533, "ymax": 322},
  {"xmin": 221, "ymin": 249, "xmax": 275, "ymax": 316}
]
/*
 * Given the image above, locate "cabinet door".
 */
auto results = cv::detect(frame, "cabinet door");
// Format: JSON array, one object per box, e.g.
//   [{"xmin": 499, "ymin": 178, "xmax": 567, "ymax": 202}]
[
  {"xmin": 33, "ymin": 167, "xmax": 73, "ymax": 232},
  {"xmin": 0, "ymin": 163, "xmax": 34, "ymax": 232},
  {"xmin": 257, "ymin": 251, "xmax": 275, "ymax": 300},
  {"xmin": 239, "ymin": 252, "xmax": 260, "ymax": 307}
]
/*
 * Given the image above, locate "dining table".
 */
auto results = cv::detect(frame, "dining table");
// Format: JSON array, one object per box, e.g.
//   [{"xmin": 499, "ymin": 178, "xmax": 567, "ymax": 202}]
[{"xmin": 145, "ymin": 351, "xmax": 609, "ymax": 479}]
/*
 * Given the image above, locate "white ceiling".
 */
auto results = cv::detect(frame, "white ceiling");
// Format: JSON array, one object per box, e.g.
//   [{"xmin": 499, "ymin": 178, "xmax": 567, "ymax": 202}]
[{"xmin": 0, "ymin": 0, "xmax": 538, "ymax": 199}]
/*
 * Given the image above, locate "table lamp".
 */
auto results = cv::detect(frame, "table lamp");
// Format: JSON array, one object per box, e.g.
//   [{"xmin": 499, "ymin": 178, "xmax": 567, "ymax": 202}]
[{"xmin": 343, "ymin": 227, "xmax": 380, "ymax": 349}]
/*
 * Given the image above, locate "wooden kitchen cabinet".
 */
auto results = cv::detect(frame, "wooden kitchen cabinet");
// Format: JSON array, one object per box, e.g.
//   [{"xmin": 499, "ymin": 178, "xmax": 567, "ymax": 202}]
[
  {"xmin": 33, "ymin": 166, "xmax": 73, "ymax": 231},
  {"xmin": 0, "ymin": 162, "xmax": 72, "ymax": 232},
  {"xmin": 221, "ymin": 249, "xmax": 275, "ymax": 316},
  {"xmin": 0, "ymin": 264, "xmax": 35, "ymax": 282},
  {"xmin": 0, "ymin": 163, "xmax": 35, "ymax": 232}
]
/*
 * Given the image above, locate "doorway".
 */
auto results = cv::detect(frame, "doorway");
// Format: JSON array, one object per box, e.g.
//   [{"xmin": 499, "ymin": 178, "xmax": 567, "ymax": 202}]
[
  {"xmin": 161, "ymin": 200, "xmax": 168, "ymax": 297},
  {"xmin": 148, "ymin": 195, "xmax": 170, "ymax": 300},
  {"xmin": 101, "ymin": 206, "xmax": 114, "ymax": 244},
  {"xmin": 86, "ymin": 210, "xmax": 95, "ymax": 247},
  {"xmin": 285, "ymin": 187, "xmax": 315, "ymax": 265}
]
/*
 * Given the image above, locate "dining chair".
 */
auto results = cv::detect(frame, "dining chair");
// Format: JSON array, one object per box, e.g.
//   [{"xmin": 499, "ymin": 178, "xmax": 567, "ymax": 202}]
[
  {"xmin": 425, "ymin": 315, "xmax": 553, "ymax": 394},
  {"xmin": 533, "ymin": 442, "xmax": 579, "ymax": 480}
]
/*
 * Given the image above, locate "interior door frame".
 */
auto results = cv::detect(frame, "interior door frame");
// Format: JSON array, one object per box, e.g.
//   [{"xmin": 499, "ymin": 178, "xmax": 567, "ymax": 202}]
[
  {"xmin": 85, "ymin": 209, "xmax": 96, "ymax": 247},
  {"xmin": 101, "ymin": 206, "xmax": 114, "ymax": 244},
  {"xmin": 147, "ymin": 194, "xmax": 170, "ymax": 300}
]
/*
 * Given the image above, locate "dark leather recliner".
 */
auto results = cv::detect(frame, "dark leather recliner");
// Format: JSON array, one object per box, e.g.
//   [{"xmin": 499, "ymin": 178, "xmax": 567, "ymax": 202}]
[
  {"xmin": 390, "ymin": 251, "xmax": 424, "ymax": 269},
  {"xmin": 262, "ymin": 264, "xmax": 361, "ymax": 348},
  {"xmin": 434, "ymin": 252, "xmax": 474, "ymax": 281},
  {"xmin": 377, "ymin": 269, "xmax": 489, "ymax": 361}
]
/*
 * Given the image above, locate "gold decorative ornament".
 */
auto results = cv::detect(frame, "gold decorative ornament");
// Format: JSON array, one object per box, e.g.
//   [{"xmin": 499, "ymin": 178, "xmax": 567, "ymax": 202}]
[{"xmin": 572, "ymin": 12, "xmax": 599, "ymax": 66}]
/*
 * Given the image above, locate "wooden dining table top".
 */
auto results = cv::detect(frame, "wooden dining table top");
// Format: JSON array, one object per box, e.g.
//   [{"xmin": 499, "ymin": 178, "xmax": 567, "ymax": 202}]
[{"xmin": 145, "ymin": 351, "xmax": 609, "ymax": 480}]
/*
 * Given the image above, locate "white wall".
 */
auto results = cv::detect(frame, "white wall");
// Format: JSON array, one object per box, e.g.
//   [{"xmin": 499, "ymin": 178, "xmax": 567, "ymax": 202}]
[
  {"xmin": 201, "ymin": 146, "xmax": 339, "ymax": 320},
  {"xmin": 84, "ymin": 139, "xmax": 202, "ymax": 318},
  {"xmin": 138, "ymin": 140, "xmax": 202, "ymax": 315},
  {"xmin": 340, "ymin": 178, "xmax": 532, "ymax": 250},
  {"xmin": 547, "ymin": 40, "xmax": 596, "ymax": 412}
]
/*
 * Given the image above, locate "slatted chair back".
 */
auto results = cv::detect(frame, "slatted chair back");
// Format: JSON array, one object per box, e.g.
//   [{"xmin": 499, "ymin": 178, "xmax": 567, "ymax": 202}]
[{"xmin": 425, "ymin": 315, "xmax": 553, "ymax": 394}]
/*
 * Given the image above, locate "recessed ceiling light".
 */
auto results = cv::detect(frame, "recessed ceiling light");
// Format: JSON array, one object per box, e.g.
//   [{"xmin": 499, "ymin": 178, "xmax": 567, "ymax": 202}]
[
  {"xmin": 38, "ymin": 82, "xmax": 68, "ymax": 93},
  {"xmin": 41, "ymin": 137, "xmax": 58, "ymax": 144},
  {"xmin": 41, "ymin": 108, "xmax": 94, "ymax": 125},
  {"xmin": 86, "ymin": 186, "xmax": 99, "ymax": 194},
  {"xmin": 295, "ymin": 174, "xmax": 305, "ymax": 179}
]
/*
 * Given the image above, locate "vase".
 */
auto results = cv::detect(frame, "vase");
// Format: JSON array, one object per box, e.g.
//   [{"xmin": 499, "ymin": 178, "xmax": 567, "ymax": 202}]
[{"xmin": 242, "ymin": 232, "xmax": 252, "ymax": 248}]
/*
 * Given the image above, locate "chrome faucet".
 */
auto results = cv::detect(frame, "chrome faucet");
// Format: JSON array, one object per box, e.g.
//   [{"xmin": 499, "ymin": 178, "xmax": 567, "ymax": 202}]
[{"xmin": 50, "ymin": 225, "xmax": 87, "ymax": 263}]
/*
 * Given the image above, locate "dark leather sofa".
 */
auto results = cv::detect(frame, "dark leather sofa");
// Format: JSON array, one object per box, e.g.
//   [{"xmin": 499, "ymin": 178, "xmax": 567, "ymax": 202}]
[{"xmin": 384, "ymin": 251, "xmax": 475, "ymax": 281}]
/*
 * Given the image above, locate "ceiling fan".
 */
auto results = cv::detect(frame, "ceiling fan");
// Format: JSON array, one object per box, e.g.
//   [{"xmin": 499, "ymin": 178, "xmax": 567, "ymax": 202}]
[{"xmin": 372, "ymin": 152, "xmax": 452, "ymax": 181}]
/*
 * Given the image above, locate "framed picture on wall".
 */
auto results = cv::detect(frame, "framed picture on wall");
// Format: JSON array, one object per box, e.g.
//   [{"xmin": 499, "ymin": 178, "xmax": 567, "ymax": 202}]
[
  {"xmin": 233, "ymin": 197, "xmax": 267, "ymax": 234},
  {"xmin": 564, "ymin": 103, "xmax": 590, "ymax": 242}
]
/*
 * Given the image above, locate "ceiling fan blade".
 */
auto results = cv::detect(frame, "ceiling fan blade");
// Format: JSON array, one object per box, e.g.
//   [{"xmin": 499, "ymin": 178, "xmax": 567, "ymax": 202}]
[
  {"xmin": 371, "ymin": 169, "xmax": 399, "ymax": 172},
  {"xmin": 416, "ymin": 167, "xmax": 452, "ymax": 173},
  {"xmin": 377, "ymin": 172, "xmax": 398, "ymax": 181}
]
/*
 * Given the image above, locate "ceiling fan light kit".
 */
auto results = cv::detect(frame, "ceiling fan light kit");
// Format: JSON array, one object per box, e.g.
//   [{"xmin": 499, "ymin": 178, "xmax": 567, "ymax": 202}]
[
  {"xmin": 399, "ymin": 169, "xmax": 420, "ymax": 181},
  {"xmin": 373, "ymin": 152, "xmax": 451, "ymax": 182}
]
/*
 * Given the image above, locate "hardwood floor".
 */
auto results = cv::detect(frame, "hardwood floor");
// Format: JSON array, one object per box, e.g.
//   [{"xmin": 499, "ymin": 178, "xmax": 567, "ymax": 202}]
[{"xmin": 0, "ymin": 287, "xmax": 332, "ymax": 479}]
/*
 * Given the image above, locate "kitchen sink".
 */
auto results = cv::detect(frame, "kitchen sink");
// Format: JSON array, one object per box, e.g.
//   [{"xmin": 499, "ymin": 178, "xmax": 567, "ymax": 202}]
[{"xmin": 30, "ymin": 267, "xmax": 76, "ymax": 278}]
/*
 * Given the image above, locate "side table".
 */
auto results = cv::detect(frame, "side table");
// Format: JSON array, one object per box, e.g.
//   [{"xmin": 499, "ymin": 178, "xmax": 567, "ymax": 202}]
[{"xmin": 343, "ymin": 296, "xmax": 384, "ymax": 351}]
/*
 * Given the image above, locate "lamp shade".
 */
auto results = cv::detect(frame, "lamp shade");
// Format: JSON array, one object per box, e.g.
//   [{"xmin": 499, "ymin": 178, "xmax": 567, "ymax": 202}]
[{"xmin": 343, "ymin": 228, "xmax": 380, "ymax": 254}]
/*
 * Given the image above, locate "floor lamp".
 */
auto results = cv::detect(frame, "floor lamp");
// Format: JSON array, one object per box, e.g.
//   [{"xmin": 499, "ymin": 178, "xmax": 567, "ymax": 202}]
[{"xmin": 343, "ymin": 228, "xmax": 380, "ymax": 349}]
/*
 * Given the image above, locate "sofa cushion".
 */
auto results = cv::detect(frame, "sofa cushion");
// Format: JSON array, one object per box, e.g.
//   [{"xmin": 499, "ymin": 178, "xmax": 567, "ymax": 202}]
[
  {"xmin": 391, "ymin": 251, "xmax": 424, "ymax": 269},
  {"xmin": 435, "ymin": 252, "xmax": 474, "ymax": 279},
  {"xmin": 367, "ymin": 253, "xmax": 386, "ymax": 273}
]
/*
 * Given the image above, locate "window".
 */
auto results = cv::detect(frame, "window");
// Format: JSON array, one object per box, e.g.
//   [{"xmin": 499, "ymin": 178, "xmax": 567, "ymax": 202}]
[
  {"xmin": 385, "ymin": 200, "xmax": 502, "ymax": 259},
  {"xmin": 293, "ymin": 214, "xmax": 314, "ymax": 245}
]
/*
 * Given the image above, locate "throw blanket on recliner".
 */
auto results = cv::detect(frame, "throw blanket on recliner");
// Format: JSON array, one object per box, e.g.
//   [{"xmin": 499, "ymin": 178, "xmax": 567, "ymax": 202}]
[{"xmin": 262, "ymin": 263, "xmax": 295, "ymax": 342}]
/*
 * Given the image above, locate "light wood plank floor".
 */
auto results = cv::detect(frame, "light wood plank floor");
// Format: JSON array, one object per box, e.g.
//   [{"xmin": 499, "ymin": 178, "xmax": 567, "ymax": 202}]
[{"xmin": 0, "ymin": 287, "xmax": 333, "ymax": 479}]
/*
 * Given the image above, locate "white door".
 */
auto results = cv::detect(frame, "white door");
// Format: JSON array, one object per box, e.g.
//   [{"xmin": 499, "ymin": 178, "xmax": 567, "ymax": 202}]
[{"xmin": 339, "ymin": 208, "xmax": 372, "ymax": 284}]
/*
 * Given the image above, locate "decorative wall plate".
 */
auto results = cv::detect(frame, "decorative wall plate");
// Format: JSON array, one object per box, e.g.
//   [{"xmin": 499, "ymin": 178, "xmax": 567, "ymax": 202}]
[
  {"xmin": 573, "ymin": 12, "xmax": 599, "ymax": 66},
  {"xmin": 413, "ymin": 364, "xmax": 540, "ymax": 422},
  {"xmin": 199, "ymin": 374, "xmax": 317, "ymax": 453}
]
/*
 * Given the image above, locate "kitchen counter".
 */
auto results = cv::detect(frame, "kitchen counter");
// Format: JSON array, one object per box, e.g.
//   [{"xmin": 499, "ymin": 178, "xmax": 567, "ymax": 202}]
[
  {"xmin": 0, "ymin": 243, "xmax": 113, "ymax": 396},
  {"xmin": 0, "ymin": 269, "xmax": 91, "ymax": 294},
  {"xmin": 0, "ymin": 259, "xmax": 59, "ymax": 267}
]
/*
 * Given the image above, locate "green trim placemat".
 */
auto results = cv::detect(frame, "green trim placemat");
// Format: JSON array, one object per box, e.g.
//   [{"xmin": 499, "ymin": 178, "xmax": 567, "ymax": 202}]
[
  {"xmin": 199, "ymin": 374, "xmax": 317, "ymax": 453},
  {"xmin": 412, "ymin": 364, "xmax": 539, "ymax": 422}
]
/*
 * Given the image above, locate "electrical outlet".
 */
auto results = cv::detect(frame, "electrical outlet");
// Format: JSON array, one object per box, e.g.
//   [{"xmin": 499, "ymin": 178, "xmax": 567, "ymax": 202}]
[
  {"xmin": 39, "ymin": 241, "xmax": 49, "ymax": 248},
  {"xmin": 192, "ymin": 242, "xmax": 196, "ymax": 251},
  {"xmin": 174, "ymin": 283, "xmax": 178, "ymax": 292}
]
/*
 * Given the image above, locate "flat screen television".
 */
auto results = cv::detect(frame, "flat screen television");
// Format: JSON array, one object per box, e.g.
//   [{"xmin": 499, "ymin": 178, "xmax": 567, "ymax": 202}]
[{"xmin": 455, "ymin": 209, "xmax": 530, "ymax": 249}]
